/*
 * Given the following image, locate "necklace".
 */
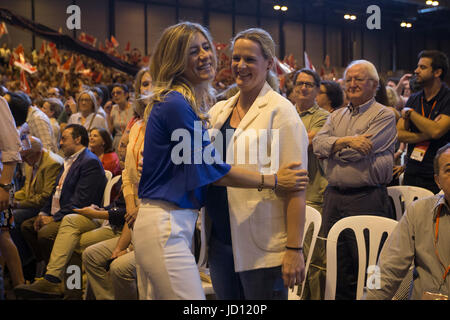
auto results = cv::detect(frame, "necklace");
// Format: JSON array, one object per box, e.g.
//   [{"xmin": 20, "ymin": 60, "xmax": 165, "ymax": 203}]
[{"xmin": 234, "ymin": 102, "xmax": 243, "ymax": 121}]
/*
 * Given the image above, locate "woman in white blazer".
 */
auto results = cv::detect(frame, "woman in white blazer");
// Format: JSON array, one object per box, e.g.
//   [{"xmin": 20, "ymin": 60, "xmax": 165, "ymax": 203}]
[{"xmin": 205, "ymin": 28, "xmax": 309, "ymax": 299}]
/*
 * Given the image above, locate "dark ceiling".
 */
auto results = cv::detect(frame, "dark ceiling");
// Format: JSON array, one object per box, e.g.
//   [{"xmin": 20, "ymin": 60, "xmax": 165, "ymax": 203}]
[{"xmin": 125, "ymin": 0, "xmax": 450, "ymax": 32}]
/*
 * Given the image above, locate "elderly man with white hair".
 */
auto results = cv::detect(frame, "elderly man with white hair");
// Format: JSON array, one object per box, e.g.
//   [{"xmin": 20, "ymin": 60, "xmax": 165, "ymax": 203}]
[
  {"xmin": 11, "ymin": 136, "xmax": 63, "ymax": 270},
  {"xmin": 312, "ymin": 60, "xmax": 397, "ymax": 300}
]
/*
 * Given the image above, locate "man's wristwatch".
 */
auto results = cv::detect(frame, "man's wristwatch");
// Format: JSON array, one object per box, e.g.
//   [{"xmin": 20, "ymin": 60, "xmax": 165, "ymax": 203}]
[
  {"xmin": 0, "ymin": 183, "xmax": 13, "ymax": 192},
  {"xmin": 404, "ymin": 109, "xmax": 413, "ymax": 119}
]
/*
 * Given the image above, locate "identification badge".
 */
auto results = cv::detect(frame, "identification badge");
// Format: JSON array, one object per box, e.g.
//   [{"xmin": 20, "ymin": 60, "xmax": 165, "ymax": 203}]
[
  {"xmin": 410, "ymin": 141, "xmax": 430, "ymax": 162},
  {"xmin": 422, "ymin": 291, "xmax": 448, "ymax": 300}
]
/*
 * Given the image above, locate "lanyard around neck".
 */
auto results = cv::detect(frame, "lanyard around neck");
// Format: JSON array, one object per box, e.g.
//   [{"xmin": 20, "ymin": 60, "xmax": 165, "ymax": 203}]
[
  {"xmin": 421, "ymin": 97, "xmax": 437, "ymax": 119},
  {"xmin": 434, "ymin": 204, "xmax": 450, "ymax": 282}
]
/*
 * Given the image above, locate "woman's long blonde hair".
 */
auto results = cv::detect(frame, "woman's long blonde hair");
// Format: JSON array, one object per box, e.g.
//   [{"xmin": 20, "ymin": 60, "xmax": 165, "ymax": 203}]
[
  {"xmin": 231, "ymin": 28, "xmax": 279, "ymax": 92},
  {"xmin": 144, "ymin": 22, "xmax": 217, "ymax": 123}
]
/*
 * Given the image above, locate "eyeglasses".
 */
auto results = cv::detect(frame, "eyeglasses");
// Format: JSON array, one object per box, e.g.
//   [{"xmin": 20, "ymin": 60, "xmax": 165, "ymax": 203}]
[
  {"xmin": 344, "ymin": 78, "xmax": 374, "ymax": 85},
  {"xmin": 295, "ymin": 81, "xmax": 316, "ymax": 89}
]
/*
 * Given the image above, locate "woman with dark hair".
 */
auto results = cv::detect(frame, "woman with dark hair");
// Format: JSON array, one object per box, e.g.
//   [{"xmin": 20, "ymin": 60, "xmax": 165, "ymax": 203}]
[
  {"xmin": 106, "ymin": 83, "xmax": 134, "ymax": 151},
  {"xmin": 42, "ymin": 98, "xmax": 64, "ymax": 148},
  {"xmin": 89, "ymin": 127, "xmax": 121, "ymax": 176},
  {"xmin": 317, "ymin": 80, "xmax": 344, "ymax": 113}
]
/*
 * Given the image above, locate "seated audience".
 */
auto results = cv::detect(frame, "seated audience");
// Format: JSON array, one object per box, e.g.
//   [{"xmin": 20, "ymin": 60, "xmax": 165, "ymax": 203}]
[
  {"xmin": 20, "ymin": 124, "xmax": 106, "ymax": 270},
  {"xmin": 364, "ymin": 143, "xmax": 450, "ymax": 300},
  {"xmin": 5, "ymin": 91, "xmax": 57, "ymax": 153},
  {"xmin": 83, "ymin": 223, "xmax": 137, "ymax": 300},
  {"xmin": 14, "ymin": 198, "xmax": 124, "ymax": 299},
  {"xmin": 11, "ymin": 136, "xmax": 63, "ymax": 268}
]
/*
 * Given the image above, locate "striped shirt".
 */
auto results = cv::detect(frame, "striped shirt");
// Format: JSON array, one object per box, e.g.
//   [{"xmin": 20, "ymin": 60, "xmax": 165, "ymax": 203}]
[{"xmin": 26, "ymin": 106, "xmax": 57, "ymax": 153}]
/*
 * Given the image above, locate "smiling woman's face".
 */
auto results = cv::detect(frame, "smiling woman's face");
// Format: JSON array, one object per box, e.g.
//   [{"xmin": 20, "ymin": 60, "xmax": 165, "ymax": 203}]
[
  {"xmin": 231, "ymin": 38, "xmax": 272, "ymax": 96},
  {"xmin": 182, "ymin": 32, "xmax": 215, "ymax": 87}
]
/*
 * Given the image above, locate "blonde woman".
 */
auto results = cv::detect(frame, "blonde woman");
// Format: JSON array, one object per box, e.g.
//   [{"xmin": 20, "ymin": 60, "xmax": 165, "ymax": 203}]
[
  {"xmin": 68, "ymin": 90, "xmax": 108, "ymax": 132},
  {"xmin": 134, "ymin": 22, "xmax": 308, "ymax": 300},
  {"xmin": 206, "ymin": 28, "xmax": 309, "ymax": 299}
]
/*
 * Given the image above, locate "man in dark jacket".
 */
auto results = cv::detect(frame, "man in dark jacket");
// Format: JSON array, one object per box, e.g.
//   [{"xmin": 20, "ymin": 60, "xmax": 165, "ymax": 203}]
[{"xmin": 20, "ymin": 124, "xmax": 106, "ymax": 269}]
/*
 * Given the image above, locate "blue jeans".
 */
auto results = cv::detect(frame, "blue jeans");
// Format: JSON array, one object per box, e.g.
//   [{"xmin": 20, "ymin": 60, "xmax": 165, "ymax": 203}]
[
  {"xmin": 208, "ymin": 235, "xmax": 287, "ymax": 300},
  {"xmin": 10, "ymin": 207, "xmax": 39, "ymax": 265}
]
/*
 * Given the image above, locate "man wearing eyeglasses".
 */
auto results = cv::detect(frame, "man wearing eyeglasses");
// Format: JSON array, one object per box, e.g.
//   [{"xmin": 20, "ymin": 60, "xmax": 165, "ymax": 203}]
[
  {"xmin": 364, "ymin": 143, "xmax": 450, "ymax": 300},
  {"xmin": 292, "ymin": 68, "xmax": 329, "ymax": 300},
  {"xmin": 313, "ymin": 60, "xmax": 397, "ymax": 300},
  {"xmin": 397, "ymin": 50, "xmax": 450, "ymax": 194}
]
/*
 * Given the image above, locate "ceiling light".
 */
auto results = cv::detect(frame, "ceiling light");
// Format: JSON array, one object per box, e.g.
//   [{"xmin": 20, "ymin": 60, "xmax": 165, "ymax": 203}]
[
  {"xmin": 400, "ymin": 22, "xmax": 407, "ymax": 27},
  {"xmin": 281, "ymin": 6, "xmax": 288, "ymax": 11},
  {"xmin": 406, "ymin": 23, "xmax": 412, "ymax": 28},
  {"xmin": 350, "ymin": 15, "xmax": 356, "ymax": 20},
  {"xmin": 274, "ymin": 5, "xmax": 281, "ymax": 10},
  {"xmin": 344, "ymin": 14, "xmax": 350, "ymax": 19}
]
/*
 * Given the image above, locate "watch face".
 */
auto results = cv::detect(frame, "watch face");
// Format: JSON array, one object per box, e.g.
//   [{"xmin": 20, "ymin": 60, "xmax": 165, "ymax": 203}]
[{"xmin": 0, "ymin": 184, "xmax": 12, "ymax": 191}]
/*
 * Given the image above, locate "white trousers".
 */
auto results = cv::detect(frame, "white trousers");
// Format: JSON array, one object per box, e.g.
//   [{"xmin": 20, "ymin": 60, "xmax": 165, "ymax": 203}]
[{"xmin": 133, "ymin": 200, "xmax": 205, "ymax": 300}]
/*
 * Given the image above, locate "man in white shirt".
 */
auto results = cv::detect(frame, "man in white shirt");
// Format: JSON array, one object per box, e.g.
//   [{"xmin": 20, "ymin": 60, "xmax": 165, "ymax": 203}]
[{"xmin": 19, "ymin": 125, "xmax": 106, "ymax": 280}]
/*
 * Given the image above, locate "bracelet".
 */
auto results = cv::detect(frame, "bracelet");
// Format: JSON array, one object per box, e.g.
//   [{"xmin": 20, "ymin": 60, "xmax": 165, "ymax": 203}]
[
  {"xmin": 257, "ymin": 174, "xmax": 264, "ymax": 192},
  {"xmin": 286, "ymin": 246, "xmax": 303, "ymax": 251},
  {"xmin": 272, "ymin": 173, "xmax": 278, "ymax": 191}
]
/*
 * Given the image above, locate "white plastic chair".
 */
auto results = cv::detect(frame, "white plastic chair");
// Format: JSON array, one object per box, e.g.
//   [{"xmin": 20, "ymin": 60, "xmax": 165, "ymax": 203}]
[
  {"xmin": 324, "ymin": 215, "xmax": 398, "ymax": 300},
  {"xmin": 387, "ymin": 186, "xmax": 434, "ymax": 221},
  {"xmin": 103, "ymin": 175, "xmax": 121, "ymax": 207},
  {"xmin": 289, "ymin": 205, "xmax": 322, "ymax": 300},
  {"xmin": 104, "ymin": 170, "xmax": 112, "ymax": 184}
]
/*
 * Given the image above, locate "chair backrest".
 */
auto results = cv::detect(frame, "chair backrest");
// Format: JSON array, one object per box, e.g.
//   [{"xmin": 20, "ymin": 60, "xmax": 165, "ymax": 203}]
[
  {"xmin": 104, "ymin": 170, "xmax": 113, "ymax": 185},
  {"xmin": 387, "ymin": 186, "xmax": 434, "ymax": 221},
  {"xmin": 324, "ymin": 215, "xmax": 398, "ymax": 300},
  {"xmin": 103, "ymin": 175, "xmax": 121, "ymax": 207},
  {"xmin": 288, "ymin": 205, "xmax": 322, "ymax": 300}
]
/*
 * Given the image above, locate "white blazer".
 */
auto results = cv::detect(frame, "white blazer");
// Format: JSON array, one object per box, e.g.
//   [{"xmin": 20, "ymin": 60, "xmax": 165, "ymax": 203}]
[{"xmin": 206, "ymin": 82, "xmax": 308, "ymax": 272}]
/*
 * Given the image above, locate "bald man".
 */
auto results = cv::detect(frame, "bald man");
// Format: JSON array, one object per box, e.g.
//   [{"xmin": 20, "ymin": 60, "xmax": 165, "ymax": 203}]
[{"xmin": 11, "ymin": 136, "xmax": 63, "ymax": 267}]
